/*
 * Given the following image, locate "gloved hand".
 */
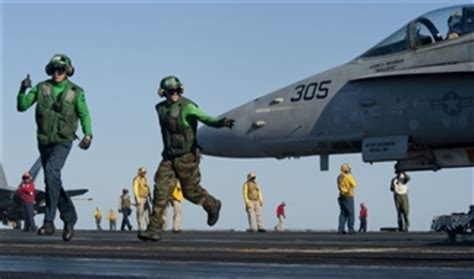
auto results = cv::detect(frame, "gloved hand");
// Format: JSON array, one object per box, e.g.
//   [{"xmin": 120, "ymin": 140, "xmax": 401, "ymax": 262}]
[
  {"xmin": 79, "ymin": 135, "xmax": 92, "ymax": 150},
  {"xmin": 218, "ymin": 117, "xmax": 235, "ymax": 129},
  {"xmin": 20, "ymin": 74, "xmax": 32, "ymax": 93}
]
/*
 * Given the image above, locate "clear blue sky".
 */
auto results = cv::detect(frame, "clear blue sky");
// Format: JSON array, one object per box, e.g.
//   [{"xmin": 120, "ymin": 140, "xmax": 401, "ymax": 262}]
[{"xmin": 1, "ymin": 1, "xmax": 472, "ymax": 231}]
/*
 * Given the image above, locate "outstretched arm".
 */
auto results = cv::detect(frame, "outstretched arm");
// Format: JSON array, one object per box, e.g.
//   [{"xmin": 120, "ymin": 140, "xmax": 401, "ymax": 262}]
[{"xmin": 183, "ymin": 103, "xmax": 234, "ymax": 128}]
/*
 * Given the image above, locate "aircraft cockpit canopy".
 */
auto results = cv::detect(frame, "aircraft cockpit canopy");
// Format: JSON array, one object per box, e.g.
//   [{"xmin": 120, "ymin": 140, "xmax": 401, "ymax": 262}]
[{"xmin": 360, "ymin": 5, "xmax": 473, "ymax": 58}]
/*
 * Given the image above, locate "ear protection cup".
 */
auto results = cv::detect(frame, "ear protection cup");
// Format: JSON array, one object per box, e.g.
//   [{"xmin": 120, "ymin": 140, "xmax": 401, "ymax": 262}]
[
  {"xmin": 45, "ymin": 64, "xmax": 53, "ymax": 76},
  {"xmin": 158, "ymin": 88, "xmax": 166, "ymax": 97},
  {"xmin": 67, "ymin": 65, "xmax": 74, "ymax": 77}
]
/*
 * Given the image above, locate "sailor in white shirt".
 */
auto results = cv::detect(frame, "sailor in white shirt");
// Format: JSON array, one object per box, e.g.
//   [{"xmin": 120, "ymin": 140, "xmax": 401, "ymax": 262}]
[{"xmin": 390, "ymin": 171, "xmax": 411, "ymax": 232}]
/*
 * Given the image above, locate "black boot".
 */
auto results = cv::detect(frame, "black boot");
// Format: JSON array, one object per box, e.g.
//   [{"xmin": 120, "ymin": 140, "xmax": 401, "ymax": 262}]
[
  {"xmin": 37, "ymin": 221, "xmax": 55, "ymax": 236},
  {"xmin": 138, "ymin": 230, "xmax": 161, "ymax": 242},
  {"xmin": 62, "ymin": 222, "xmax": 75, "ymax": 241},
  {"xmin": 206, "ymin": 200, "xmax": 221, "ymax": 226}
]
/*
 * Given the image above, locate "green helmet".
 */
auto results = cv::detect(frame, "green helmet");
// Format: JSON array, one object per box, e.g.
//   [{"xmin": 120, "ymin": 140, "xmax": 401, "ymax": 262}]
[
  {"xmin": 45, "ymin": 54, "xmax": 74, "ymax": 76},
  {"xmin": 158, "ymin": 76, "xmax": 184, "ymax": 97}
]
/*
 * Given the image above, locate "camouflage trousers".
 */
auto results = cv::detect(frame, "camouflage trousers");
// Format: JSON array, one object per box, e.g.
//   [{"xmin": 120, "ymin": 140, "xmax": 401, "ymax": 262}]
[{"xmin": 148, "ymin": 150, "xmax": 219, "ymax": 232}]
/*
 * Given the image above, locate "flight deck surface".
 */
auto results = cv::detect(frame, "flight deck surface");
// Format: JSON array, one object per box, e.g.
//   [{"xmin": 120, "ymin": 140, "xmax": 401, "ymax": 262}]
[{"xmin": 0, "ymin": 230, "xmax": 472, "ymax": 278}]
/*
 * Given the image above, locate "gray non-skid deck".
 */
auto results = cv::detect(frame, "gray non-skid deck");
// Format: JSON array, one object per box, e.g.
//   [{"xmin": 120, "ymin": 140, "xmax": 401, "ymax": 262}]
[{"xmin": 0, "ymin": 230, "xmax": 472, "ymax": 278}]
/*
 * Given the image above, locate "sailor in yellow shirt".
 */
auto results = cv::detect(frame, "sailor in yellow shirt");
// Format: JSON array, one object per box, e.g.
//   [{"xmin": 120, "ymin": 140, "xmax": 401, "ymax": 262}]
[
  {"xmin": 108, "ymin": 209, "xmax": 117, "ymax": 231},
  {"xmin": 243, "ymin": 172, "xmax": 266, "ymax": 232},
  {"xmin": 337, "ymin": 163, "xmax": 357, "ymax": 234},
  {"xmin": 133, "ymin": 167, "xmax": 150, "ymax": 232},
  {"xmin": 94, "ymin": 207, "xmax": 103, "ymax": 231},
  {"xmin": 163, "ymin": 180, "xmax": 184, "ymax": 233}
]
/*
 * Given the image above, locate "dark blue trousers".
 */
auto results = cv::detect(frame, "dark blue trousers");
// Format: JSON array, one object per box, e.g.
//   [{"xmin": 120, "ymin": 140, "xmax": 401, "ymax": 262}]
[
  {"xmin": 22, "ymin": 203, "xmax": 36, "ymax": 232},
  {"xmin": 38, "ymin": 142, "xmax": 77, "ymax": 225},
  {"xmin": 338, "ymin": 196, "xmax": 355, "ymax": 233},
  {"xmin": 359, "ymin": 217, "xmax": 367, "ymax": 232},
  {"xmin": 121, "ymin": 208, "xmax": 132, "ymax": 231}
]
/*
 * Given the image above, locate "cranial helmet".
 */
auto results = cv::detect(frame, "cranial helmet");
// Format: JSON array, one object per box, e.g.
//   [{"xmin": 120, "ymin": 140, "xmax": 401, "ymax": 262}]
[
  {"xmin": 448, "ymin": 10, "xmax": 463, "ymax": 34},
  {"xmin": 340, "ymin": 163, "xmax": 351, "ymax": 173},
  {"xmin": 22, "ymin": 172, "xmax": 31, "ymax": 180},
  {"xmin": 138, "ymin": 167, "xmax": 147, "ymax": 174},
  {"xmin": 247, "ymin": 172, "xmax": 256, "ymax": 180},
  {"xmin": 45, "ymin": 54, "xmax": 75, "ymax": 76},
  {"xmin": 158, "ymin": 75, "xmax": 184, "ymax": 97}
]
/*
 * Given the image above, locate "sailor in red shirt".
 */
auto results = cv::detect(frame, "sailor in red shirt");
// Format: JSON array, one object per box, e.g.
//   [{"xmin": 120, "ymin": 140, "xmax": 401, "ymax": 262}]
[
  {"xmin": 16, "ymin": 172, "xmax": 37, "ymax": 232},
  {"xmin": 274, "ymin": 202, "xmax": 286, "ymax": 232},
  {"xmin": 358, "ymin": 202, "xmax": 368, "ymax": 233}
]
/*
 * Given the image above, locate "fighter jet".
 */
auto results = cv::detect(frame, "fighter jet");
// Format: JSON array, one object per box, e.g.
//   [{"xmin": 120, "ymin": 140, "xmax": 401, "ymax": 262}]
[
  {"xmin": 198, "ymin": 4, "xmax": 474, "ymax": 172},
  {"xmin": 0, "ymin": 159, "xmax": 88, "ymax": 229}
]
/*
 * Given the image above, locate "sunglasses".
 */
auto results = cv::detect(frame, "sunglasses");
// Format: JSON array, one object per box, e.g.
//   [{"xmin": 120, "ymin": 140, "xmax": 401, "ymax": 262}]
[
  {"xmin": 166, "ymin": 89, "xmax": 181, "ymax": 96},
  {"xmin": 52, "ymin": 66, "xmax": 67, "ymax": 74}
]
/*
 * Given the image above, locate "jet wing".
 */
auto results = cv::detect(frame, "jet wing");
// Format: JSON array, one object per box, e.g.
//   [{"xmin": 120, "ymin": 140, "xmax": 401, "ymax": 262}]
[
  {"xmin": 16, "ymin": 157, "xmax": 42, "ymax": 188},
  {"xmin": 65, "ymin": 189, "xmax": 89, "ymax": 197},
  {"xmin": 0, "ymin": 163, "xmax": 9, "ymax": 189},
  {"xmin": 34, "ymin": 188, "xmax": 88, "ymax": 203}
]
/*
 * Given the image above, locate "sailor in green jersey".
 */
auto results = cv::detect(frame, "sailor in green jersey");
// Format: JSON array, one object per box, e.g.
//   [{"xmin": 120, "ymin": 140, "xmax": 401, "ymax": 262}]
[
  {"xmin": 17, "ymin": 54, "xmax": 93, "ymax": 241},
  {"xmin": 138, "ymin": 76, "xmax": 234, "ymax": 241}
]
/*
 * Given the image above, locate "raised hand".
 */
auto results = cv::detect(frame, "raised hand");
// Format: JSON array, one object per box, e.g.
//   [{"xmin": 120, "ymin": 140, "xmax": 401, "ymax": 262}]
[{"xmin": 20, "ymin": 74, "xmax": 32, "ymax": 92}]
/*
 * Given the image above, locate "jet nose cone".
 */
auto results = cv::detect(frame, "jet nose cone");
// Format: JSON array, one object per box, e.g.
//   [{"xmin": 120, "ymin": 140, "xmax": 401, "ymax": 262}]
[
  {"xmin": 197, "ymin": 105, "xmax": 263, "ymax": 158},
  {"xmin": 199, "ymin": 125, "xmax": 263, "ymax": 158},
  {"xmin": 197, "ymin": 125, "xmax": 236, "ymax": 156}
]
